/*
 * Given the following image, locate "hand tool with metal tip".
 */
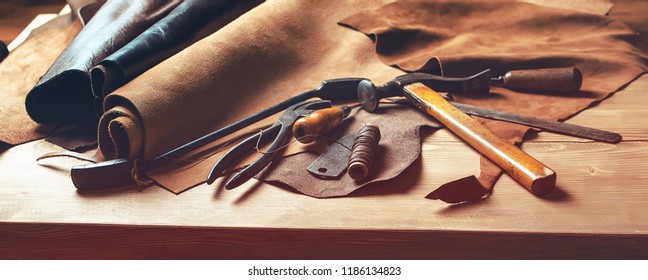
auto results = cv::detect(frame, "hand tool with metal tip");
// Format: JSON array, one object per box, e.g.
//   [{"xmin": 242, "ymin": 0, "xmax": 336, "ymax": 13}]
[
  {"xmin": 292, "ymin": 106, "xmax": 351, "ymax": 144},
  {"xmin": 357, "ymin": 75, "xmax": 620, "ymax": 143}
]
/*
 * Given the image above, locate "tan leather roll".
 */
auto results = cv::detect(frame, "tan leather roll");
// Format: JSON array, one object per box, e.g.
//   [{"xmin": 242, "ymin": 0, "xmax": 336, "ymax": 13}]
[{"xmin": 98, "ymin": 0, "xmax": 404, "ymax": 193}]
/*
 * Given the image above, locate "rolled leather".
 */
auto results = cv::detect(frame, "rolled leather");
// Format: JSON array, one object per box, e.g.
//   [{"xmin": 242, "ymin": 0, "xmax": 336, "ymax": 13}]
[
  {"xmin": 26, "ymin": 0, "xmax": 256, "ymax": 125},
  {"xmin": 0, "ymin": 0, "xmax": 95, "ymax": 145},
  {"xmin": 26, "ymin": 0, "xmax": 182, "ymax": 124},
  {"xmin": 91, "ymin": 0, "xmax": 261, "ymax": 98},
  {"xmin": 98, "ymin": 0, "xmax": 404, "ymax": 193}
]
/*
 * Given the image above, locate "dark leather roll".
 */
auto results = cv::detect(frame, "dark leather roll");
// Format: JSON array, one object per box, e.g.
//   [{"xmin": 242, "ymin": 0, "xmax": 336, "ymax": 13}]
[
  {"xmin": 26, "ymin": 0, "xmax": 182, "ymax": 124},
  {"xmin": 91, "ymin": 0, "xmax": 260, "ymax": 99}
]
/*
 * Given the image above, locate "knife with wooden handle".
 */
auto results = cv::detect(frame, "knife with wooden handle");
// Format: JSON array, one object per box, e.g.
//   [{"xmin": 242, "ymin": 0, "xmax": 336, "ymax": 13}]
[{"xmin": 402, "ymin": 82, "xmax": 556, "ymax": 194}]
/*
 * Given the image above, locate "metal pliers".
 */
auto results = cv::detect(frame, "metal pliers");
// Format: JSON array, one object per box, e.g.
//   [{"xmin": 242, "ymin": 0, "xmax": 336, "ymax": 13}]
[{"xmin": 206, "ymin": 100, "xmax": 333, "ymax": 189}]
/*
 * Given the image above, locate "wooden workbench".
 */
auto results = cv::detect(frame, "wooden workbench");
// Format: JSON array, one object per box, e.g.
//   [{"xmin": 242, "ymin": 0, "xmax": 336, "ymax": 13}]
[{"xmin": 0, "ymin": 63, "xmax": 646, "ymax": 258}]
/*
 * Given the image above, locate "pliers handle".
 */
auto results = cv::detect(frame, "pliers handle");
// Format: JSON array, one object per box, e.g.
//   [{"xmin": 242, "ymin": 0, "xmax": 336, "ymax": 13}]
[
  {"xmin": 207, "ymin": 100, "xmax": 332, "ymax": 189},
  {"xmin": 206, "ymin": 123, "xmax": 284, "ymax": 189}
]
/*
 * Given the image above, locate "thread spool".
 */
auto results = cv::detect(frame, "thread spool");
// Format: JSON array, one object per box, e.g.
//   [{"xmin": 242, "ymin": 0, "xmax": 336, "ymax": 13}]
[{"xmin": 348, "ymin": 124, "xmax": 381, "ymax": 181}]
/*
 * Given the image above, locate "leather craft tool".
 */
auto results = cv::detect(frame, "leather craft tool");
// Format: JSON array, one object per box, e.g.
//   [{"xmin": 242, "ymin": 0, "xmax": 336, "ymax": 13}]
[
  {"xmin": 369, "ymin": 67, "xmax": 582, "ymax": 97},
  {"xmin": 293, "ymin": 106, "xmax": 351, "ymax": 144},
  {"xmin": 307, "ymin": 133, "xmax": 357, "ymax": 179},
  {"xmin": 358, "ymin": 79, "xmax": 556, "ymax": 194},
  {"xmin": 449, "ymin": 102, "xmax": 620, "ymax": 143},
  {"xmin": 206, "ymin": 100, "xmax": 344, "ymax": 189},
  {"xmin": 491, "ymin": 67, "xmax": 582, "ymax": 94},
  {"xmin": 406, "ymin": 83, "xmax": 556, "ymax": 194}
]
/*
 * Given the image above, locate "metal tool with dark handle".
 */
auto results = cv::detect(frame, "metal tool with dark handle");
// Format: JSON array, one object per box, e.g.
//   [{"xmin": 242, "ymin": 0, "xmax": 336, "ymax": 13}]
[{"xmin": 403, "ymin": 83, "xmax": 556, "ymax": 194}]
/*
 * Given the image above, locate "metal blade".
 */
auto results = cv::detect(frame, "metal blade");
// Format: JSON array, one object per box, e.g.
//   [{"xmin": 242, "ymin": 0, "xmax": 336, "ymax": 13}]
[{"xmin": 450, "ymin": 101, "xmax": 621, "ymax": 143}]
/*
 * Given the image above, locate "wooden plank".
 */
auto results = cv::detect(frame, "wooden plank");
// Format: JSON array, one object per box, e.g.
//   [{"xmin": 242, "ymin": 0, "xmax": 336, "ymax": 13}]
[{"xmin": 1, "ymin": 223, "xmax": 647, "ymax": 259}]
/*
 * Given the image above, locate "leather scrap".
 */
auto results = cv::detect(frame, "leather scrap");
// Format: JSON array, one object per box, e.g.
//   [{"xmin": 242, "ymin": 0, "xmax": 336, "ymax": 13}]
[
  {"xmin": 258, "ymin": 103, "xmax": 441, "ymax": 198},
  {"xmin": 340, "ymin": 0, "xmax": 648, "ymax": 203},
  {"xmin": 520, "ymin": 0, "xmax": 612, "ymax": 15},
  {"xmin": 26, "ymin": 0, "xmax": 182, "ymax": 124},
  {"xmin": 608, "ymin": 0, "xmax": 648, "ymax": 44},
  {"xmin": 45, "ymin": 122, "xmax": 98, "ymax": 152},
  {"xmin": 0, "ymin": 13, "xmax": 82, "ymax": 145},
  {"xmin": 91, "ymin": 0, "xmax": 261, "ymax": 98}
]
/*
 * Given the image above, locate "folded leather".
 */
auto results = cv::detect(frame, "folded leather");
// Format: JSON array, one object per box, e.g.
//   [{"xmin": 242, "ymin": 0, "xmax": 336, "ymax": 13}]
[
  {"xmin": 91, "ymin": 0, "xmax": 260, "ymax": 98},
  {"xmin": 340, "ymin": 0, "xmax": 648, "ymax": 202},
  {"xmin": 609, "ymin": 0, "xmax": 648, "ymax": 44},
  {"xmin": 0, "ymin": 0, "xmax": 92, "ymax": 145},
  {"xmin": 26, "ymin": 0, "xmax": 183, "ymax": 124},
  {"xmin": 99, "ymin": 0, "xmax": 404, "ymax": 193}
]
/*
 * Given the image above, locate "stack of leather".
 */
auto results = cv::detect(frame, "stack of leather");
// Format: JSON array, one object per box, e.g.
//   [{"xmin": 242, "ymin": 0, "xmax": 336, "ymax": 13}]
[{"xmin": 1, "ymin": 0, "xmax": 259, "ymax": 145}]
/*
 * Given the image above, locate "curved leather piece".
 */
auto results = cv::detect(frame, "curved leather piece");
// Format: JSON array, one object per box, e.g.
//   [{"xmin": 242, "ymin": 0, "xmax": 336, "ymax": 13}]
[
  {"xmin": 260, "ymin": 104, "xmax": 442, "ymax": 198},
  {"xmin": 26, "ymin": 0, "xmax": 182, "ymax": 124},
  {"xmin": 0, "ymin": 12, "xmax": 83, "ymax": 145},
  {"xmin": 91, "ymin": 0, "xmax": 260, "ymax": 98}
]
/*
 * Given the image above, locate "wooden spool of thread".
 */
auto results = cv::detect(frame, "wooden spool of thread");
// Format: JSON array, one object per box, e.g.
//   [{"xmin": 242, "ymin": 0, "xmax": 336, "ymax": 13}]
[{"xmin": 348, "ymin": 124, "xmax": 381, "ymax": 181}]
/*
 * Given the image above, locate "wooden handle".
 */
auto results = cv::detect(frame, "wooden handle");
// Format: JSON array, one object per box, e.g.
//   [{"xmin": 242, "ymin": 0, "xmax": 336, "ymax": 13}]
[
  {"xmin": 403, "ymin": 83, "xmax": 556, "ymax": 194},
  {"xmin": 293, "ymin": 107, "xmax": 345, "ymax": 143},
  {"xmin": 502, "ymin": 67, "xmax": 582, "ymax": 94}
]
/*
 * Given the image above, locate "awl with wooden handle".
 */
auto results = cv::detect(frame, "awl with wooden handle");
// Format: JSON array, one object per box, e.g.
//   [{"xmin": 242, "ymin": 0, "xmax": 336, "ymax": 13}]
[
  {"xmin": 384, "ymin": 67, "xmax": 583, "ymax": 95},
  {"xmin": 492, "ymin": 67, "xmax": 583, "ymax": 94},
  {"xmin": 292, "ymin": 106, "xmax": 351, "ymax": 143},
  {"xmin": 402, "ymin": 83, "xmax": 556, "ymax": 194}
]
